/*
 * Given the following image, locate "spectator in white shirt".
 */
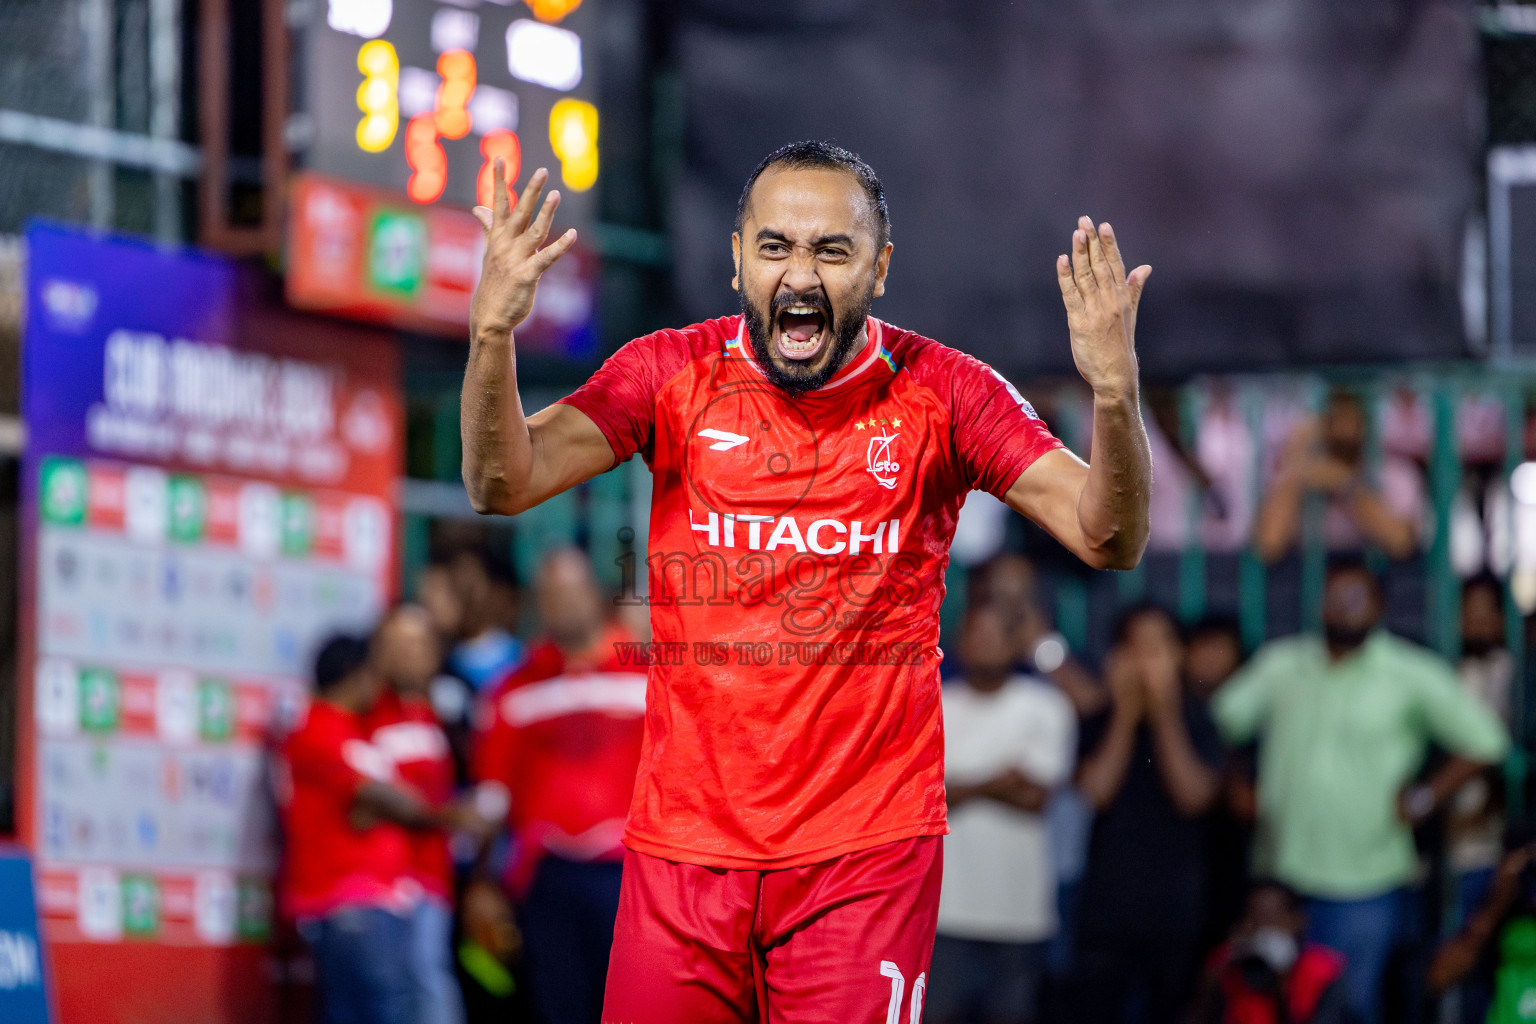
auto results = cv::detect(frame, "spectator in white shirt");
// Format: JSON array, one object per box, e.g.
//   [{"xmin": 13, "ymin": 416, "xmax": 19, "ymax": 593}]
[{"xmin": 928, "ymin": 603, "xmax": 1076, "ymax": 1024}]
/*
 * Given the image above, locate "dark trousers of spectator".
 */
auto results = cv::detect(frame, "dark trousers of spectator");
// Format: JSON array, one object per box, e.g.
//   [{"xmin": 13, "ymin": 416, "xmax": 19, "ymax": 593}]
[
  {"xmin": 301, "ymin": 904, "xmax": 415, "ymax": 1024},
  {"xmin": 926, "ymin": 933, "xmax": 1049, "ymax": 1024},
  {"xmin": 1304, "ymin": 888, "xmax": 1408, "ymax": 1024},
  {"xmin": 1071, "ymin": 932, "xmax": 1202, "ymax": 1024},
  {"xmin": 519, "ymin": 854, "xmax": 624, "ymax": 1024}
]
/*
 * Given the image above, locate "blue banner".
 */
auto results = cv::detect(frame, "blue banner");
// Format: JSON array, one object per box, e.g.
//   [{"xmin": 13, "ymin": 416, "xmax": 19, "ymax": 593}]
[{"xmin": 0, "ymin": 847, "xmax": 53, "ymax": 1024}]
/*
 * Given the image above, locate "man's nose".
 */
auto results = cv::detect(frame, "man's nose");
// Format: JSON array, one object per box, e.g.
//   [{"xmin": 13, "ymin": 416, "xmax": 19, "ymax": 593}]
[{"xmin": 781, "ymin": 249, "xmax": 820, "ymax": 294}]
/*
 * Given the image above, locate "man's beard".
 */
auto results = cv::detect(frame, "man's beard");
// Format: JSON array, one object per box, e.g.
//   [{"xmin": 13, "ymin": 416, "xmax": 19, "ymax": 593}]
[
  {"xmin": 1324, "ymin": 622, "xmax": 1373, "ymax": 653},
  {"xmin": 742, "ymin": 285, "xmax": 872, "ymax": 395}
]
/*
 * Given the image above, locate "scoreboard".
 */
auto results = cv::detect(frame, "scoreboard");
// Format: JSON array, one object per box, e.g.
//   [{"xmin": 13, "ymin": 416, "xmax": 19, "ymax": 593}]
[
  {"xmin": 296, "ymin": 0, "xmax": 598, "ymax": 224},
  {"xmin": 287, "ymin": 0, "xmax": 600, "ymax": 348}
]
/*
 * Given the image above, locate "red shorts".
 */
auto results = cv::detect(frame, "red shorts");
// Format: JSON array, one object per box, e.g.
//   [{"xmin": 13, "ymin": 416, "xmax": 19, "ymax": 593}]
[{"xmin": 601, "ymin": 835, "xmax": 942, "ymax": 1024}]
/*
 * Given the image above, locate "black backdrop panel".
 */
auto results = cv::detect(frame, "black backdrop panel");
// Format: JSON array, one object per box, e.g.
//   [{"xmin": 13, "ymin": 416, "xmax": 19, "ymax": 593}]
[{"xmin": 670, "ymin": 0, "xmax": 1478, "ymax": 379}]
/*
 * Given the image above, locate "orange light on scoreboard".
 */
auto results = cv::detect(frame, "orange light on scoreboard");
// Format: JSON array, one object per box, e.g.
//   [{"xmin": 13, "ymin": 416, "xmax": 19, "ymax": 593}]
[
  {"xmin": 342, "ymin": 11, "xmax": 595, "ymax": 203},
  {"xmin": 405, "ymin": 114, "xmax": 448, "ymax": 203},
  {"xmin": 528, "ymin": 0, "xmax": 584, "ymax": 23},
  {"xmin": 434, "ymin": 49, "xmax": 476, "ymax": 141},
  {"xmin": 478, "ymin": 131, "xmax": 523, "ymax": 208}
]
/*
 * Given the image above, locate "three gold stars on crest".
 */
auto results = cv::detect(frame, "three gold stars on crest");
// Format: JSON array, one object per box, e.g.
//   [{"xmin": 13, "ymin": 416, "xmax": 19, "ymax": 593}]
[{"xmin": 855, "ymin": 416, "xmax": 901, "ymax": 430}]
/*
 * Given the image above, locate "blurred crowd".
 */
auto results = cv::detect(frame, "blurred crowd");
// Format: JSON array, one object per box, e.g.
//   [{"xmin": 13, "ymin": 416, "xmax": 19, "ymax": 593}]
[
  {"xmin": 272, "ymin": 543, "xmax": 646, "ymax": 1024},
  {"xmin": 269, "ymin": 392, "xmax": 1536, "ymax": 1024}
]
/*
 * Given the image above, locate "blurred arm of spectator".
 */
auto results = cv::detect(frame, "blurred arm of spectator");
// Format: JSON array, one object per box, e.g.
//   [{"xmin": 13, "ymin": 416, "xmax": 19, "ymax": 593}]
[
  {"xmin": 1254, "ymin": 414, "xmax": 1418, "ymax": 563},
  {"xmin": 460, "ymin": 876, "xmax": 523, "ymax": 966},
  {"xmin": 351, "ymin": 779, "xmax": 499, "ymax": 842},
  {"xmin": 1396, "ymin": 658, "xmax": 1511, "ymax": 828},
  {"xmin": 1141, "ymin": 648, "xmax": 1220, "ymax": 818},
  {"xmin": 1018, "ymin": 600, "xmax": 1108, "ymax": 717},
  {"xmin": 1076, "ymin": 651, "xmax": 1144, "ymax": 810},
  {"xmin": 1224, "ymin": 755, "xmax": 1259, "ymax": 824},
  {"xmin": 947, "ymin": 769, "xmax": 1050, "ymax": 814},
  {"xmin": 1211, "ymin": 640, "xmax": 1287, "ymax": 748},
  {"xmin": 1429, "ymin": 843, "xmax": 1533, "ymax": 991}
]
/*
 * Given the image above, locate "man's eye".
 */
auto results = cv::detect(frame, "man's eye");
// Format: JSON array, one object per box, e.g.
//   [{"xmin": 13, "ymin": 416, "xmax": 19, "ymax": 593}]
[
  {"xmin": 761, "ymin": 243, "xmax": 789, "ymax": 256},
  {"xmin": 818, "ymin": 249, "xmax": 849, "ymax": 262}
]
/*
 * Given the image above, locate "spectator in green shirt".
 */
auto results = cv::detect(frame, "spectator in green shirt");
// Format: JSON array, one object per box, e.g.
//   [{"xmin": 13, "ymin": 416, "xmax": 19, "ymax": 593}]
[{"xmin": 1212, "ymin": 558, "xmax": 1509, "ymax": 1024}]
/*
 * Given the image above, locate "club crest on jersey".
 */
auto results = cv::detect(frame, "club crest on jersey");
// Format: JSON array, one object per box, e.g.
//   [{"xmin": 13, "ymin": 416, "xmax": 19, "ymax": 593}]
[{"xmin": 866, "ymin": 432, "xmax": 901, "ymax": 489}]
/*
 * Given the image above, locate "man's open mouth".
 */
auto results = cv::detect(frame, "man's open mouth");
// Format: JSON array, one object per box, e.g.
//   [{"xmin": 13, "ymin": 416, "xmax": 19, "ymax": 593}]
[{"xmin": 775, "ymin": 304, "xmax": 827, "ymax": 363}]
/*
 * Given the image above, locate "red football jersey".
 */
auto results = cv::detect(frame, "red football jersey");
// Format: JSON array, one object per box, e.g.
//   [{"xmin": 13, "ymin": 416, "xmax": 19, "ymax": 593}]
[
  {"xmin": 473, "ymin": 625, "xmax": 647, "ymax": 893},
  {"xmin": 275, "ymin": 701, "xmax": 414, "ymax": 920},
  {"xmin": 558, "ymin": 315, "xmax": 1063, "ymax": 868},
  {"xmin": 367, "ymin": 691, "xmax": 456, "ymax": 901}
]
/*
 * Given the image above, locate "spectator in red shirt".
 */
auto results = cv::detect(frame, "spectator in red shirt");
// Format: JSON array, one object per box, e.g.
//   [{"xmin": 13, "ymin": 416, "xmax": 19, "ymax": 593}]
[
  {"xmin": 1190, "ymin": 881, "xmax": 1354, "ymax": 1024},
  {"xmin": 473, "ymin": 547, "xmax": 646, "ymax": 1024},
  {"xmin": 368, "ymin": 605, "xmax": 465, "ymax": 1024},
  {"xmin": 279, "ymin": 635, "xmax": 486, "ymax": 1024}
]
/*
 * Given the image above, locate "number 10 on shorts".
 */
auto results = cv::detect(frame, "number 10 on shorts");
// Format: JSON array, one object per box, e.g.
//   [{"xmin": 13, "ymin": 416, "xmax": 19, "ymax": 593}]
[{"xmin": 881, "ymin": 961, "xmax": 926, "ymax": 1024}]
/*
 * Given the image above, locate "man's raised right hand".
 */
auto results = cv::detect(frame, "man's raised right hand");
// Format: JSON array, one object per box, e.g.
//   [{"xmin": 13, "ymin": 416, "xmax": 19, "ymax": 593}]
[{"xmin": 469, "ymin": 162, "xmax": 578, "ymax": 338}]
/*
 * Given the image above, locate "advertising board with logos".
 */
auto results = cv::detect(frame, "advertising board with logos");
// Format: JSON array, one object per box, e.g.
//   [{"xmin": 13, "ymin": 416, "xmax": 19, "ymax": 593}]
[
  {"xmin": 286, "ymin": 170, "xmax": 598, "ymax": 355},
  {"xmin": 20, "ymin": 223, "xmax": 402, "ymax": 1024}
]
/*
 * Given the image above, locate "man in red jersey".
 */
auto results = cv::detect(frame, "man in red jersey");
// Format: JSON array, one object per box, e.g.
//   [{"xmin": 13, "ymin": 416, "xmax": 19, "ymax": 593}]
[
  {"xmin": 461, "ymin": 140, "xmax": 1153, "ymax": 1023},
  {"xmin": 473, "ymin": 547, "xmax": 646, "ymax": 1024},
  {"xmin": 368, "ymin": 604, "xmax": 466, "ymax": 1024}
]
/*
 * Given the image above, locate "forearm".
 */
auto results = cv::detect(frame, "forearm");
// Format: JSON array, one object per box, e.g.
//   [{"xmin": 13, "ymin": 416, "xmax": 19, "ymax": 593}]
[
  {"xmin": 1426, "ymin": 757, "xmax": 1494, "ymax": 808},
  {"xmin": 1431, "ymin": 901, "xmax": 1511, "ymax": 991},
  {"xmin": 1348, "ymin": 489, "xmax": 1417, "ymax": 559},
  {"xmin": 1077, "ymin": 392, "xmax": 1152, "ymax": 570},
  {"xmin": 1077, "ymin": 713, "xmax": 1140, "ymax": 809},
  {"xmin": 1048, "ymin": 657, "xmax": 1109, "ymax": 718},
  {"xmin": 462, "ymin": 329, "xmax": 534, "ymax": 515},
  {"xmin": 1147, "ymin": 706, "xmax": 1219, "ymax": 816},
  {"xmin": 353, "ymin": 780, "xmax": 440, "ymax": 831},
  {"xmin": 1254, "ymin": 476, "xmax": 1303, "ymax": 563}
]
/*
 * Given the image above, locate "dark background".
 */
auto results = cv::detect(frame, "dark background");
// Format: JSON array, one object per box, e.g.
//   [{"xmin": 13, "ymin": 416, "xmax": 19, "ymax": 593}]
[{"xmin": 667, "ymin": 0, "xmax": 1481, "ymax": 381}]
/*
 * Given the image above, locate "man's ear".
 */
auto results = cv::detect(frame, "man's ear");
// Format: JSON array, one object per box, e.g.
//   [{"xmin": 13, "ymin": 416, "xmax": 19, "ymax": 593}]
[
  {"xmin": 872, "ymin": 241, "xmax": 894, "ymax": 298},
  {"xmin": 731, "ymin": 233, "xmax": 742, "ymax": 292}
]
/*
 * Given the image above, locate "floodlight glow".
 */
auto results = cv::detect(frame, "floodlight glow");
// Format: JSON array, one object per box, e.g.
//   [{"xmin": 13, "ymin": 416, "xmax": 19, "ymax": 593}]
[
  {"xmin": 328, "ymin": 0, "xmax": 392, "ymax": 39},
  {"xmin": 506, "ymin": 19, "xmax": 582, "ymax": 91},
  {"xmin": 1512, "ymin": 461, "xmax": 1536, "ymax": 505}
]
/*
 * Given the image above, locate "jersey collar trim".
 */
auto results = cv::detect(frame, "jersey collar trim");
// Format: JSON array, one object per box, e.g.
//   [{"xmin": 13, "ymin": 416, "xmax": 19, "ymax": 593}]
[{"xmin": 728, "ymin": 317, "xmax": 891, "ymax": 394}]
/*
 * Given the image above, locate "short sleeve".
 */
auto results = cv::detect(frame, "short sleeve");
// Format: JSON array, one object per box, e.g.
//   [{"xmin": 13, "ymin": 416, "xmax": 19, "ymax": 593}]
[
  {"xmin": 1212, "ymin": 642, "xmax": 1291, "ymax": 745},
  {"xmin": 557, "ymin": 332, "xmax": 665, "ymax": 467},
  {"xmin": 1016, "ymin": 687, "xmax": 1077, "ymax": 787},
  {"xmin": 1410, "ymin": 656, "xmax": 1510, "ymax": 763},
  {"xmin": 946, "ymin": 352, "xmax": 1064, "ymax": 498},
  {"xmin": 284, "ymin": 723, "xmax": 368, "ymax": 804},
  {"xmin": 471, "ymin": 687, "xmax": 522, "ymax": 791}
]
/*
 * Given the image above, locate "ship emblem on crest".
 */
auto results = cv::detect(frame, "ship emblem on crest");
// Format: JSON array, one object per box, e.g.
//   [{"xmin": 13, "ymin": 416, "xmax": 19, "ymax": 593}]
[{"xmin": 866, "ymin": 433, "xmax": 901, "ymax": 489}]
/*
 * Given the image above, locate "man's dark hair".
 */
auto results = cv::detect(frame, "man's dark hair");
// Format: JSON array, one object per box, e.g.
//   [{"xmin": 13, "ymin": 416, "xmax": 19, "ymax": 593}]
[
  {"xmin": 313, "ymin": 633, "xmax": 370, "ymax": 694},
  {"xmin": 1247, "ymin": 877, "xmax": 1304, "ymax": 913},
  {"xmin": 1111, "ymin": 601, "xmax": 1179, "ymax": 648},
  {"xmin": 1463, "ymin": 570, "xmax": 1504, "ymax": 605},
  {"xmin": 1324, "ymin": 554, "xmax": 1381, "ymax": 593},
  {"xmin": 735, "ymin": 141, "xmax": 891, "ymax": 249},
  {"xmin": 1188, "ymin": 612, "xmax": 1243, "ymax": 650}
]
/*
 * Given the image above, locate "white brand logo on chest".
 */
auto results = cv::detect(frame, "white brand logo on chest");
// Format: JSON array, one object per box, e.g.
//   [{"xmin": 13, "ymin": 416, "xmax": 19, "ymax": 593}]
[{"xmin": 866, "ymin": 432, "xmax": 900, "ymax": 490}]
